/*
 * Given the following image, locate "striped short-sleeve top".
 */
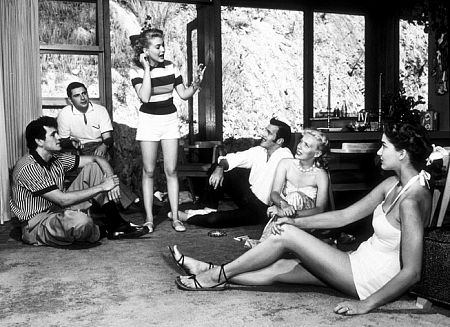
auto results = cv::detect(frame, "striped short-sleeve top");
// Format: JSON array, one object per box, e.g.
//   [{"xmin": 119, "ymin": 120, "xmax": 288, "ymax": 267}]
[
  {"xmin": 10, "ymin": 151, "xmax": 79, "ymax": 221},
  {"xmin": 130, "ymin": 60, "xmax": 183, "ymax": 115}
]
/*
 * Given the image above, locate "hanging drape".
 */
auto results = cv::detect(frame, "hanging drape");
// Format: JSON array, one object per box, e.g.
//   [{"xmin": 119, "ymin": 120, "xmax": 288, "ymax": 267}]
[{"xmin": 0, "ymin": 0, "xmax": 41, "ymax": 223}]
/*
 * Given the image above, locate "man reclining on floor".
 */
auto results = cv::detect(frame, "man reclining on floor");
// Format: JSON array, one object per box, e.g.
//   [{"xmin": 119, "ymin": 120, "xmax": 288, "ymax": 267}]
[
  {"xmin": 171, "ymin": 118, "xmax": 293, "ymax": 228},
  {"xmin": 10, "ymin": 116, "xmax": 148, "ymax": 247}
]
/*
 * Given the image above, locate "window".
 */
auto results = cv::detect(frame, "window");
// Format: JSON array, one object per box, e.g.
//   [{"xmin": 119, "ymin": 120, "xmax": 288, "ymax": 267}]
[
  {"xmin": 313, "ymin": 12, "xmax": 365, "ymax": 119},
  {"xmin": 221, "ymin": 7, "xmax": 304, "ymax": 138},
  {"xmin": 39, "ymin": 0, "xmax": 106, "ymax": 116},
  {"xmin": 399, "ymin": 19, "xmax": 428, "ymax": 111}
]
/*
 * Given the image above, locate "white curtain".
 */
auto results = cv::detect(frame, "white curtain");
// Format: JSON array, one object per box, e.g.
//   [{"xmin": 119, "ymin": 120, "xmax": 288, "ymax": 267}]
[
  {"xmin": 0, "ymin": 45, "xmax": 9, "ymax": 224},
  {"xmin": 0, "ymin": 0, "xmax": 41, "ymax": 223}
]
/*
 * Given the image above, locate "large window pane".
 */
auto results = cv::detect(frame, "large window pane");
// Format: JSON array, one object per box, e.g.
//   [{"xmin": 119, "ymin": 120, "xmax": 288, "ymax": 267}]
[
  {"xmin": 39, "ymin": 0, "xmax": 97, "ymax": 46},
  {"xmin": 314, "ymin": 13, "xmax": 365, "ymax": 118},
  {"xmin": 399, "ymin": 20, "xmax": 428, "ymax": 111},
  {"xmin": 221, "ymin": 7, "xmax": 304, "ymax": 138},
  {"xmin": 40, "ymin": 53, "xmax": 99, "ymax": 98}
]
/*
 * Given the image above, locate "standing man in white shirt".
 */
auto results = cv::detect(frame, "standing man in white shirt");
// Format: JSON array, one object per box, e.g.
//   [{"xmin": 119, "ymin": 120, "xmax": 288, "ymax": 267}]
[
  {"xmin": 178, "ymin": 118, "xmax": 293, "ymax": 227},
  {"xmin": 57, "ymin": 82, "xmax": 139, "ymax": 210}
]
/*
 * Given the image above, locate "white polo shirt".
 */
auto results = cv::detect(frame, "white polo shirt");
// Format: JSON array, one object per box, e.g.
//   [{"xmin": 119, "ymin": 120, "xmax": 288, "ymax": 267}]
[
  {"xmin": 219, "ymin": 146, "xmax": 293, "ymax": 205},
  {"xmin": 57, "ymin": 103, "xmax": 113, "ymax": 145}
]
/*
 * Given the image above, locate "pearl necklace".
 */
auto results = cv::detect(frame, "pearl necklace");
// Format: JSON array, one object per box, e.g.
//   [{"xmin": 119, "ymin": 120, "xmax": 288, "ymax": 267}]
[{"xmin": 296, "ymin": 160, "xmax": 315, "ymax": 173}]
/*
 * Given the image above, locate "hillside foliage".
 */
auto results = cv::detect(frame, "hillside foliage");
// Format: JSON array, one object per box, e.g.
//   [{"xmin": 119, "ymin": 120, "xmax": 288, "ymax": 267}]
[{"xmin": 39, "ymin": 0, "xmax": 428, "ymax": 139}]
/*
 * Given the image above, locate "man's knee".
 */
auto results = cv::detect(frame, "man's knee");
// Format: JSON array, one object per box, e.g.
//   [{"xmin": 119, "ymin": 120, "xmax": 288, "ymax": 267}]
[
  {"xmin": 64, "ymin": 211, "xmax": 99, "ymax": 242},
  {"xmin": 80, "ymin": 162, "xmax": 102, "ymax": 175}
]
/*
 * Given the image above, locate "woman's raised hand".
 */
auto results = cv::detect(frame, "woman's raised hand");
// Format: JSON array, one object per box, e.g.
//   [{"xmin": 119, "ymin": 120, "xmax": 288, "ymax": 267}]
[
  {"xmin": 139, "ymin": 52, "xmax": 150, "ymax": 69},
  {"xmin": 193, "ymin": 63, "xmax": 206, "ymax": 86}
]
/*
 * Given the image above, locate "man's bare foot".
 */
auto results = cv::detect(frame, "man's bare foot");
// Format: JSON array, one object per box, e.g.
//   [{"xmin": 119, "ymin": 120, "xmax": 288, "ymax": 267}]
[
  {"xmin": 167, "ymin": 211, "xmax": 189, "ymax": 222},
  {"xmin": 172, "ymin": 245, "xmax": 214, "ymax": 275}
]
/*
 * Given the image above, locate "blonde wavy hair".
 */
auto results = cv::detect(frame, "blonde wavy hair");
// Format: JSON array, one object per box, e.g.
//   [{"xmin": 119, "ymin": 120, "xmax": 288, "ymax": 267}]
[{"xmin": 301, "ymin": 129, "xmax": 329, "ymax": 169}]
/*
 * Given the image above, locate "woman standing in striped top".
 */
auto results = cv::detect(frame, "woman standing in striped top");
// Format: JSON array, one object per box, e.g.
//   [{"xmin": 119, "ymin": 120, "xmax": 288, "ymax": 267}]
[{"xmin": 130, "ymin": 27, "xmax": 205, "ymax": 233}]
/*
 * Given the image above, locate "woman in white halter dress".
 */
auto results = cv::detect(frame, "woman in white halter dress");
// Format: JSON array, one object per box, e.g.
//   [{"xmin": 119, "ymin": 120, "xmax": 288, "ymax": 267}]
[{"xmin": 173, "ymin": 122, "xmax": 435, "ymax": 315}]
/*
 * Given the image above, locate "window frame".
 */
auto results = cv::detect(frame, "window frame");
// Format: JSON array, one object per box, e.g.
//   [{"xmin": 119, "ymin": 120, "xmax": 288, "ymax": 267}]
[{"xmin": 39, "ymin": 0, "xmax": 111, "ymax": 113}]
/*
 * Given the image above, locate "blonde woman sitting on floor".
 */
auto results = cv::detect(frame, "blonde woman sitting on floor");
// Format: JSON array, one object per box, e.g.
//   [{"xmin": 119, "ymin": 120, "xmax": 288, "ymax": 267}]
[{"xmin": 249, "ymin": 129, "xmax": 330, "ymax": 246}]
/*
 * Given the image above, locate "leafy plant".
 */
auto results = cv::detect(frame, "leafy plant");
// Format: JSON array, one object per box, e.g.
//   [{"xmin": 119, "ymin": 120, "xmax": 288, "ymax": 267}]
[{"xmin": 382, "ymin": 89, "xmax": 424, "ymax": 124}]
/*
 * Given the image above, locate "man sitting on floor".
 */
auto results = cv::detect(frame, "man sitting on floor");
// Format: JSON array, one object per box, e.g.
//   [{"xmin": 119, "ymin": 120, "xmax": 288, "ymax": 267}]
[
  {"xmin": 10, "ymin": 116, "xmax": 148, "ymax": 247},
  {"xmin": 175, "ymin": 118, "xmax": 293, "ymax": 228},
  {"xmin": 57, "ymin": 81, "xmax": 139, "ymax": 211}
]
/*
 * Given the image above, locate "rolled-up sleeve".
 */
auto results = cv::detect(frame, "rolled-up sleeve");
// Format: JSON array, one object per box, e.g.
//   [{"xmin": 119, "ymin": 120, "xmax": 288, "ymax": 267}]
[{"xmin": 219, "ymin": 147, "xmax": 260, "ymax": 171}]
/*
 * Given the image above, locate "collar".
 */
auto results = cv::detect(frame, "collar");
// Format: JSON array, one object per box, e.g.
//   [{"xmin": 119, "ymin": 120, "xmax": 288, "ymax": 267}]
[
  {"xmin": 30, "ymin": 149, "xmax": 56, "ymax": 170},
  {"xmin": 71, "ymin": 102, "xmax": 94, "ymax": 115},
  {"xmin": 150, "ymin": 61, "xmax": 165, "ymax": 70}
]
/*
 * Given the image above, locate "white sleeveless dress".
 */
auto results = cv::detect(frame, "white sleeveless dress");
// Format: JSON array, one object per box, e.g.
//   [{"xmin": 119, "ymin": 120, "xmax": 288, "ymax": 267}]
[{"xmin": 349, "ymin": 175, "xmax": 421, "ymax": 300}]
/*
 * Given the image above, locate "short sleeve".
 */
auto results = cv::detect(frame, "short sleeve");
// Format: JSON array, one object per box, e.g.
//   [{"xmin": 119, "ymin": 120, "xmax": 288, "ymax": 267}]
[
  {"xmin": 98, "ymin": 106, "xmax": 113, "ymax": 134},
  {"xmin": 57, "ymin": 106, "xmax": 72, "ymax": 139},
  {"xmin": 129, "ymin": 67, "xmax": 143, "ymax": 87},
  {"xmin": 54, "ymin": 152, "xmax": 79, "ymax": 173},
  {"xmin": 18, "ymin": 165, "xmax": 58, "ymax": 195}
]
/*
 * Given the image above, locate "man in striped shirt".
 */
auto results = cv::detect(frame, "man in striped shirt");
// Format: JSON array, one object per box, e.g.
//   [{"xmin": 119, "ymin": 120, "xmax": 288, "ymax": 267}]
[{"xmin": 10, "ymin": 116, "xmax": 148, "ymax": 246}]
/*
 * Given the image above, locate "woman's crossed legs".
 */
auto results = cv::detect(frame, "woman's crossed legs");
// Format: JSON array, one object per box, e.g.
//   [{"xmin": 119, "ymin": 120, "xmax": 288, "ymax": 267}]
[{"xmin": 176, "ymin": 224, "xmax": 358, "ymax": 298}]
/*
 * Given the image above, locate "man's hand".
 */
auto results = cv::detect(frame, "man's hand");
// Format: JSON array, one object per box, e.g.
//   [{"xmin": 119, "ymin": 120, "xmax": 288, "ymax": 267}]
[
  {"xmin": 94, "ymin": 143, "xmax": 108, "ymax": 157},
  {"xmin": 70, "ymin": 138, "xmax": 82, "ymax": 150},
  {"xmin": 209, "ymin": 166, "xmax": 224, "ymax": 189},
  {"xmin": 101, "ymin": 174, "xmax": 120, "ymax": 203},
  {"xmin": 101, "ymin": 175, "xmax": 119, "ymax": 191},
  {"xmin": 107, "ymin": 186, "xmax": 121, "ymax": 204}
]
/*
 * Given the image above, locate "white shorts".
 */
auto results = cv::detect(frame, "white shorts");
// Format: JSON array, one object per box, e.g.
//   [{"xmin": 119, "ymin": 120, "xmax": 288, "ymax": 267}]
[{"xmin": 136, "ymin": 111, "xmax": 180, "ymax": 141}]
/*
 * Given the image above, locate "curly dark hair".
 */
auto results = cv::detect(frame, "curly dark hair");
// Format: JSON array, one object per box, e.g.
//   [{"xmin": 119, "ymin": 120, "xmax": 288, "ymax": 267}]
[
  {"xmin": 66, "ymin": 81, "xmax": 86, "ymax": 98},
  {"xmin": 383, "ymin": 122, "xmax": 433, "ymax": 172},
  {"xmin": 130, "ymin": 28, "xmax": 164, "ymax": 68},
  {"xmin": 26, "ymin": 116, "xmax": 58, "ymax": 150}
]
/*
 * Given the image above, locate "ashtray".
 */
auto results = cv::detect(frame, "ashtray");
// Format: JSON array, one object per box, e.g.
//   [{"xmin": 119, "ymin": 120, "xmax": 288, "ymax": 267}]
[{"xmin": 208, "ymin": 230, "xmax": 227, "ymax": 237}]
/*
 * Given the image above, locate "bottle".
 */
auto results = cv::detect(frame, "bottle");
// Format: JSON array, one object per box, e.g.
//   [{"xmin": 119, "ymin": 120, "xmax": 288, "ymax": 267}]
[
  {"xmin": 334, "ymin": 102, "xmax": 340, "ymax": 118},
  {"xmin": 342, "ymin": 101, "xmax": 348, "ymax": 117}
]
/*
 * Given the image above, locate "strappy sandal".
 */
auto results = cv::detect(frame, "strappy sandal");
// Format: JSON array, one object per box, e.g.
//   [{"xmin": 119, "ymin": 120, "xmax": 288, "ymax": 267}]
[
  {"xmin": 175, "ymin": 264, "xmax": 229, "ymax": 291},
  {"xmin": 167, "ymin": 246, "xmax": 214, "ymax": 275}
]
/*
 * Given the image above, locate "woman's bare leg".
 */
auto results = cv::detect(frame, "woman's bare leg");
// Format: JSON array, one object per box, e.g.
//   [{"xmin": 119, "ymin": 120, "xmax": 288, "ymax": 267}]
[
  {"xmin": 178, "ymin": 225, "xmax": 358, "ymax": 297},
  {"xmin": 140, "ymin": 141, "xmax": 159, "ymax": 227},
  {"xmin": 172, "ymin": 245, "xmax": 214, "ymax": 274},
  {"xmin": 173, "ymin": 244, "xmax": 323, "ymax": 286},
  {"xmin": 161, "ymin": 139, "xmax": 179, "ymax": 221}
]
